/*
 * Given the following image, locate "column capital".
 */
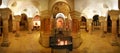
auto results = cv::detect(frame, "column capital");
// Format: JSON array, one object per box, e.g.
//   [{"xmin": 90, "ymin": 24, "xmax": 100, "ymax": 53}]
[
  {"xmin": 99, "ymin": 16, "xmax": 106, "ymax": 22},
  {"xmin": 41, "ymin": 10, "xmax": 51, "ymax": 19},
  {"xmin": 70, "ymin": 11, "xmax": 81, "ymax": 19},
  {"xmin": 0, "ymin": 8, "xmax": 12, "ymax": 20},
  {"xmin": 0, "ymin": 8, "xmax": 11, "ymax": 14},
  {"xmin": 14, "ymin": 15, "xmax": 21, "ymax": 22},
  {"xmin": 87, "ymin": 19, "xmax": 92, "ymax": 23},
  {"xmin": 28, "ymin": 18, "xmax": 33, "ymax": 22},
  {"xmin": 108, "ymin": 10, "xmax": 120, "ymax": 21}
]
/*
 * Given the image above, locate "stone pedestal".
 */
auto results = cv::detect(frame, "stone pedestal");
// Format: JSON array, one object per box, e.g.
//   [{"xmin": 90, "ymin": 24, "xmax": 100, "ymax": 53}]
[
  {"xmin": 109, "ymin": 10, "xmax": 119, "ymax": 46},
  {"xmin": 14, "ymin": 15, "xmax": 21, "ymax": 37},
  {"xmin": 28, "ymin": 18, "xmax": 33, "ymax": 34},
  {"xmin": 0, "ymin": 8, "xmax": 11, "ymax": 47},
  {"xmin": 99, "ymin": 16, "xmax": 106, "ymax": 37},
  {"xmin": 87, "ymin": 19, "xmax": 92, "ymax": 34}
]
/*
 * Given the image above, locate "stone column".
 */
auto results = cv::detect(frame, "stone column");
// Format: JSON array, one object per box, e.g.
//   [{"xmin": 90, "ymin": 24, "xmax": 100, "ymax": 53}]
[
  {"xmin": 12, "ymin": 18, "xmax": 16, "ymax": 33},
  {"xmin": 87, "ymin": 19, "xmax": 92, "ymax": 34},
  {"xmin": 1, "ymin": 20, "xmax": 9, "ymax": 47},
  {"xmin": 104, "ymin": 20, "xmax": 107, "ymax": 33},
  {"xmin": 28, "ymin": 18, "xmax": 33, "ymax": 34},
  {"xmin": 99, "ymin": 16, "xmax": 105, "ymax": 37},
  {"xmin": 0, "ymin": 8, "xmax": 11, "ymax": 47},
  {"xmin": 14, "ymin": 15, "xmax": 21, "ymax": 37},
  {"xmin": 109, "ymin": 10, "xmax": 119, "ymax": 46}
]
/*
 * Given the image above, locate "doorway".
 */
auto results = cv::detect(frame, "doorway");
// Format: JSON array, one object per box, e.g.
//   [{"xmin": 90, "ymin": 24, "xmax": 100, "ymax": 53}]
[
  {"xmin": 92, "ymin": 15, "xmax": 100, "ymax": 30},
  {"xmin": 20, "ymin": 13, "xmax": 28, "ymax": 31},
  {"xmin": 80, "ymin": 16, "xmax": 87, "ymax": 29},
  {"xmin": 107, "ymin": 14, "xmax": 112, "ymax": 33}
]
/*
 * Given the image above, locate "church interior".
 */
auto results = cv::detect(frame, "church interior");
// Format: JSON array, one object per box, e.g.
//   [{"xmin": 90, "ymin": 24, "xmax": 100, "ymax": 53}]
[{"xmin": 0, "ymin": 0, "xmax": 120, "ymax": 53}]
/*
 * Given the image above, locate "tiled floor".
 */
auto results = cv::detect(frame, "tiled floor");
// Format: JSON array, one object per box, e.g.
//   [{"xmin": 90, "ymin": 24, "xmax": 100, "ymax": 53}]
[{"xmin": 0, "ymin": 30, "xmax": 120, "ymax": 53}]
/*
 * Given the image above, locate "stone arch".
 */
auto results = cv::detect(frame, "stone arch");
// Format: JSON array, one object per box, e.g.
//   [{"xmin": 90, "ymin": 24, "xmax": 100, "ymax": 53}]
[
  {"xmin": 80, "ymin": 16, "xmax": 87, "ymax": 29},
  {"xmin": 20, "ymin": 13, "xmax": 28, "ymax": 30},
  {"xmin": 52, "ymin": 2, "xmax": 71, "ymax": 18},
  {"xmin": 92, "ymin": 14, "xmax": 101, "ymax": 30},
  {"xmin": 81, "ymin": 16, "xmax": 87, "ymax": 22},
  {"xmin": 93, "ymin": 15, "xmax": 99, "ymax": 22},
  {"xmin": 92, "ymin": 15, "xmax": 100, "ymax": 26}
]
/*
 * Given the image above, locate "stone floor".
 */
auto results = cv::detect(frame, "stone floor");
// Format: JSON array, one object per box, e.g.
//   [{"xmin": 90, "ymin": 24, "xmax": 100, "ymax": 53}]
[{"xmin": 0, "ymin": 29, "xmax": 120, "ymax": 53}]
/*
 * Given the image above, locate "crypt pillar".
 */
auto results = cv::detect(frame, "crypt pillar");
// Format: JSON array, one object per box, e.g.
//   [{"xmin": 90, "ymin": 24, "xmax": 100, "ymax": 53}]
[
  {"xmin": 99, "ymin": 16, "xmax": 106, "ymax": 37},
  {"xmin": 39, "ymin": 10, "xmax": 51, "ymax": 47},
  {"xmin": 109, "ymin": 10, "xmax": 119, "ymax": 46},
  {"xmin": 104, "ymin": 19, "xmax": 107, "ymax": 33},
  {"xmin": 87, "ymin": 19, "xmax": 92, "ymax": 34},
  {"xmin": 28, "ymin": 18, "xmax": 33, "ymax": 34},
  {"xmin": 12, "ymin": 16, "xmax": 16, "ymax": 32},
  {"xmin": 0, "ymin": 8, "xmax": 11, "ymax": 47},
  {"xmin": 14, "ymin": 15, "xmax": 21, "ymax": 37}
]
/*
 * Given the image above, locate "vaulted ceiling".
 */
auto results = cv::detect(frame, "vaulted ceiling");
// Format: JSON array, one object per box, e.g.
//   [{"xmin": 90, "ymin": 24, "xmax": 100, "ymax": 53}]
[{"xmin": 0, "ymin": 0, "xmax": 119, "ymax": 18}]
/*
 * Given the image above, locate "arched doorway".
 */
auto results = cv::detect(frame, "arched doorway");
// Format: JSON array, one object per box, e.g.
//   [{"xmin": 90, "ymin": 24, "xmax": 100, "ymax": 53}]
[
  {"xmin": 8, "ymin": 14, "xmax": 13, "ymax": 32},
  {"xmin": 0, "ymin": 15, "xmax": 3, "ymax": 36},
  {"xmin": 20, "ymin": 13, "xmax": 28, "ymax": 31},
  {"xmin": 92, "ymin": 15, "xmax": 100, "ymax": 30},
  {"xmin": 80, "ymin": 16, "xmax": 87, "ymax": 29},
  {"xmin": 107, "ymin": 14, "xmax": 112, "ymax": 33}
]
